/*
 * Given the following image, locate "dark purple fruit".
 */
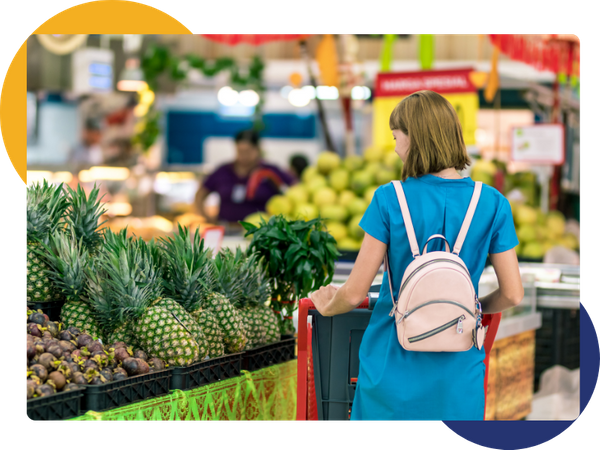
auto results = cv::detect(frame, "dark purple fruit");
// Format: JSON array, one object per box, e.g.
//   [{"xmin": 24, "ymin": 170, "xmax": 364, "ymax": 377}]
[
  {"xmin": 109, "ymin": 341, "xmax": 127, "ymax": 349},
  {"xmin": 48, "ymin": 371, "xmax": 66, "ymax": 390},
  {"xmin": 136, "ymin": 358, "xmax": 150, "ymax": 375},
  {"xmin": 100, "ymin": 369, "xmax": 113, "ymax": 382},
  {"xmin": 27, "ymin": 344, "xmax": 36, "ymax": 360},
  {"xmin": 67, "ymin": 326, "xmax": 81, "ymax": 337},
  {"xmin": 114, "ymin": 347, "xmax": 131, "ymax": 363},
  {"xmin": 29, "ymin": 364, "xmax": 48, "ymax": 382},
  {"xmin": 27, "ymin": 334, "xmax": 35, "ymax": 344},
  {"xmin": 122, "ymin": 357, "xmax": 139, "ymax": 376},
  {"xmin": 89, "ymin": 377, "xmax": 104, "ymax": 385},
  {"xmin": 27, "ymin": 323, "xmax": 42, "ymax": 337},
  {"xmin": 28, "ymin": 312, "xmax": 47, "ymax": 326},
  {"xmin": 35, "ymin": 383, "xmax": 55, "ymax": 397},
  {"xmin": 58, "ymin": 330, "xmax": 73, "ymax": 341},
  {"xmin": 77, "ymin": 334, "xmax": 93, "ymax": 348},
  {"xmin": 149, "ymin": 358, "xmax": 166, "ymax": 370},
  {"xmin": 62, "ymin": 383, "xmax": 81, "ymax": 392},
  {"xmin": 72, "ymin": 372, "xmax": 87, "ymax": 385},
  {"xmin": 83, "ymin": 359, "xmax": 99, "ymax": 371},
  {"xmin": 46, "ymin": 321, "xmax": 59, "ymax": 338},
  {"xmin": 46, "ymin": 345, "xmax": 63, "ymax": 359},
  {"xmin": 42, "ymin": 331, "xmax": 53, "ymax": 340},
  {"xmin": 67, "ymin": 362, "xmax": 81, "ymax": 374},
  {"xmin": 38, "ymin": 353, "xmax": 57, "ymax": 371},
  {"xmin": 88, "ymin": 341, "xmax": 104, "ymax": 353},
  {"xmin": 58, "ymin": 340, "xmax": 76, "ymax": 353},
  {"xmin": 113, "ymin": 367, "xmax": 127, "ymax": 376},
  {"xmin": 113, "ymin": 372, "xmax": 128, "ymax": 381},
  {"xmin": 133, "ymin": 350, "xmax": 148, "ymax": 361},
  {"xmin": 41, "ymin": 339, "xmax": 60, "ymax": 352},
  {"xmin": 27, "ymin": 380, "xmax": 37, "ymax": 399}
]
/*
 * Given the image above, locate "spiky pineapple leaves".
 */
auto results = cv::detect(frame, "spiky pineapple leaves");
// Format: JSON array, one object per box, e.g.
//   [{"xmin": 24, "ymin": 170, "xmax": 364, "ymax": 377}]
[
  {"xmin": 27, "ymin": 180, "xmax": 70, "ymax": 244},
  {"xmin": 64, "ymin": 184, "xmax": 107, "ymax": 253},
  {"xmin": 159, "ymin": 225, "xmax": 214, "ymax": 312}
]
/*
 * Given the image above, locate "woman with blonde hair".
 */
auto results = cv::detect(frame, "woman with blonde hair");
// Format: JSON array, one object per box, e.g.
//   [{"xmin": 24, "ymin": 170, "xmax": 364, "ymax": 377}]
[{"xmin": 310, "ymin": 90, "xmax": 524, "ymax": 420}]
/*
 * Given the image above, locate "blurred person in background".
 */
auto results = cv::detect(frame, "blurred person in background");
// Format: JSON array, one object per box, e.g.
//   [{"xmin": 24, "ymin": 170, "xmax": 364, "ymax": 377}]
[
  {"xmin": 71, "ymin": 118, "xmax": 103, "ymax": 167},
  {"xmin": 195, "ymin": 129, "xmax": 296, "ymax": 226},
  {"xmin": 289, "ymin": 154, "xmax": 310, "ymax": 179}
]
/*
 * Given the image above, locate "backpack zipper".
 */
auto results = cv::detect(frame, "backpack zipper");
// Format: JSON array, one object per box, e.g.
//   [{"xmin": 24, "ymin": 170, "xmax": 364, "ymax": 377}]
[
  {"xmin": 408, "ymin": 315, "xmax": 466, "ymax": 343},
  {"xmin": 388, "ymin": 258, "xmax": 472, "ymax": 317},
  {"xmin": 396, "ymin": 299, "xmax": 476, "ymax": 324}
]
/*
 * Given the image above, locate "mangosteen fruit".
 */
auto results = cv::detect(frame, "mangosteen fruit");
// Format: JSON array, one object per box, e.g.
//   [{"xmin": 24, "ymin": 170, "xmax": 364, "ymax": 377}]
[
  {"xmin": 99, "ymin": 368, "xmax": 113, "ymax": 382},
  {"xmin": 110, "ymin": 341, "xmax": 127, "ymax": 350},
  {"xmin": 46, "ymin": 321, "xmax": 59, "ymax": 338},
  {"xmin": 83, "ymin": 359, "xmax": 99, "ymax": 371},
  {"xmin": 67, "ymin": 326, "xmax": 81, "ymax": 337},
  {"xmin": 42, "ymin": 331, "xmax": 53, "ymax": 341},
  {"xmin": 114, "ymin": 347, "xmax": 131, "ymax": 363},
  {"xmin": 136, "ymin": 358, "xmax": 150, "ymax": 375},
  {"xmin": 27, "ymin": 323, "xmax": 42, "ymax": 337},
  {"xmin": 29, "ymin": 364, "xmax": 48, "ymax": 382},
  {"xmin": 62, "ymin": 383, "xmax": 80, "ymax": 392},
  {"xmin": 27, "ymin": 344, "xmax": 36, "ymax": 361},
  {"xmin": 77, "ymin": 334, "xmax": 93, "ymax": 348},
  {"xmin": 46, "ymin": 345, "xmax": 63, "ymax": 359},
  {"xmin": 149, "ymin": 358, "xmax": 166, "ymax": 370},
  {"xmin": 113, "ymin": 367, "xmax": 127, "ymax": 376},
  {"xmin": 35, "ymin": 383, "xmax": 55, "ymax": 397},
  {"xmin": 113, "ymin": 372, "xmax": 128, "ymax": 381},
  {"xmin": 38, "ymin": 353, "xmax": 57, "ymax": 371},
  {"xmin": 88, "ymin": 341, "xmax": 104, "ymax": 353},
  {"xmin": 28, "ymin": 312, "xmax": 47, "ymax": 326},
  {"xmin": 72, "ymin": 372, "xmax": 87, "ymax": 385},
  {"xmin": 48, "ymin": 371, "xmax": 67, "ymax": 391},
  {"xmin": 133, "ymin": 349, "xmax": 148, "ymax": 361},
  {"xmin": 58, "ymin": 340, "xmax": 76, "ymax": 353},
  {"xmin": 122, "ymin": 357, "xmax": 139, "ymax": 376},
  {"xmin": 27, "ymin": 380, "xmax": 37, "ymax": 399},
  {"xmin": 58, "ymin": 330, "xmax": 73, "ymax": 341},
  {"xmin": 92, "ymin": 353, "xmax": 108, "ymax": 367},
  {"xmin": 26, "ymin": 334, "xmax": 35, "ymax": 344}
]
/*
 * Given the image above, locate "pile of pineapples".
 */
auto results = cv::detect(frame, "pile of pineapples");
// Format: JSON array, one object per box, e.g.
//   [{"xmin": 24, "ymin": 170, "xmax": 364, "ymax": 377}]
[{"xmin": 27, "ymin": 181, "xmax": 281, "ymax": 367}]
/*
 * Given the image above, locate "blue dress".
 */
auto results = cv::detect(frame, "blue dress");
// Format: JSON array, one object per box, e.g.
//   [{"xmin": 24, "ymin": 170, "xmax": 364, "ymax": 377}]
[{"xmin": 350, "ymin": 174, "xmax": 519, "ymax": 420}]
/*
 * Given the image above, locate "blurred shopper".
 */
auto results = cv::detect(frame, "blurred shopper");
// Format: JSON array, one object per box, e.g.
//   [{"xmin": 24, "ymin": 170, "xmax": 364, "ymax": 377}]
[
  {"xmin": 289, "ymin": 154, "xmax": 310, "ymax": 179},
  {"xmin": 71, "ymin": 118, "xmax": 103, "ymax": 167},
  {"xmin": 195, "ymin": 129, "xmax": 296, "ymax": 225}
]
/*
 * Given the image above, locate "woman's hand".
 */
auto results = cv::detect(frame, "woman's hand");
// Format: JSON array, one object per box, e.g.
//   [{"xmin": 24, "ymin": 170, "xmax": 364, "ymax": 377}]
[{"xmin": 310, "ymin": 285, "xmax": 339, "ymax": 316}]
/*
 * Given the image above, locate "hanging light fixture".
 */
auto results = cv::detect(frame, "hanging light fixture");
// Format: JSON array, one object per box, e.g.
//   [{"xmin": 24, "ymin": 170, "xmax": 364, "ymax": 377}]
[{"xmin": 117, "ymin": 57, "xmax": 147, "ymax": 92}]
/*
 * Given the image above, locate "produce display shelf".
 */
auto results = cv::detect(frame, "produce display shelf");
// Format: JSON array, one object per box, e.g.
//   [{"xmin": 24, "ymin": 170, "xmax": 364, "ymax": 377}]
[
  {"xmin": 28, "ymin": 386, "xmax": 85, "ymax": 420},
  {"xmin": 27, "ymin": 299, "xmax": 65, "ymax": 322},
  {"xmin": 242, "ymin": 338, "xmax": 297, "ymax": 372},
  {"xmin": 171, "ymin": 353, "xmax": 243, "ymax": 391},
  {"xmin": 82, "ymin": 368, "xmax": 172, "ymax": 412}
]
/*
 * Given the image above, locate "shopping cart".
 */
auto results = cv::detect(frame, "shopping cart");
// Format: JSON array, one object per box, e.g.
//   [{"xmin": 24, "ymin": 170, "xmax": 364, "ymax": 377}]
[{"xmin": 296, "ymin": 287, "xmax": 502, "ymax": 420}]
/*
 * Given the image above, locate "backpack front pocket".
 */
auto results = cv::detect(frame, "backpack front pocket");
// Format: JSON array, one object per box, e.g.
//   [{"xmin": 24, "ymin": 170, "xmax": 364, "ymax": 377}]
[{"xmin": 408, "ymin": 315, "xmax": 465, "ymax": 343}]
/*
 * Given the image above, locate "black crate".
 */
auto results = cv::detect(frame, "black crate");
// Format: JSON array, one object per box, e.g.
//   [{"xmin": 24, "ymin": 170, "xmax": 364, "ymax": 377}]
[
  {"xmin": 82, "ymin": 368, "xmax": 172, "ymax": 412},
  {"xmin": 534, "ymin": 307, "xmax": 580, "ymax": 392},
  {"xmin": 27, "ymin": 387, "xmax": 84, "ymax": 420},
  {"xmin": 27, "ymin": 299, "xmax": 65, "ymax": 322},
  {"xmin": 242, "ymin": 337, "xmax": 296, "ymax": 372},
  {"xmin": 171, "ymin": 353, "xmax": 243, "ymax": 391}
]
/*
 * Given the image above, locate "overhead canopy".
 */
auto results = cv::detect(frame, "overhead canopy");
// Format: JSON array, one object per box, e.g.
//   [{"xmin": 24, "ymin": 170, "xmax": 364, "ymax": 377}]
[
  {"xmin": 489, "ymin": 34, "xmax": 579, "ymax": 77},
  {"xmin": 200, "ymin": 35, "xmax": 309, "ymax": 46}
]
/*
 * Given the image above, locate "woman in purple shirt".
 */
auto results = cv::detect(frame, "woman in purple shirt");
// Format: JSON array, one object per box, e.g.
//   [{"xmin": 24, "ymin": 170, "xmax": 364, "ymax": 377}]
[{"xmin": 195, "ymin": 130, "xmax": 296, "ymax": 225}]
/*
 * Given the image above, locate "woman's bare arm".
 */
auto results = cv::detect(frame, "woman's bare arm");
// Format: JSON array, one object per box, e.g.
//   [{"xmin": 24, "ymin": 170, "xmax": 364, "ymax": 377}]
[
  {"xmin": 479, "ymin": 248, "xmax": 524, "ymax": 314},
  {"xmin": 194, "ymin": 186, "xmax": 211, "ymax": 219}
]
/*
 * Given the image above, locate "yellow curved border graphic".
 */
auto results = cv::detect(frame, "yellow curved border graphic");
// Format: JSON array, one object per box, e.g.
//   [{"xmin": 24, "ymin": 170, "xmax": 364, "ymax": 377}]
[{"xmin": 0, "ymin": 0, "xmax": 191, "ymax": 184}]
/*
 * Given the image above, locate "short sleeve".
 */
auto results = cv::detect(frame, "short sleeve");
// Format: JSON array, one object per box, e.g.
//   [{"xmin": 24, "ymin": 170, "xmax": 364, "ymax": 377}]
[
  {"xmin": 489, "ymin": 196, "xmax": 519, "ymax": 254},
  {"xmin": 273, "ymin": 166, "xmax": 296, "ymax": 186},
  {"xmin": 359, "ymin": 186, "xmax": 390, "ymax": 245}
]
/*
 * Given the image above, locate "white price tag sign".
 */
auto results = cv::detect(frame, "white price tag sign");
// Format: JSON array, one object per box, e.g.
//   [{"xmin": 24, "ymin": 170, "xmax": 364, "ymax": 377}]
[
  {"xmin": 511, "ymin": 124, "xmax": 564, "ymax": 165},
  {"xmin": 201, "ymin": 226, "xmax": 225, "ymax": 255}
]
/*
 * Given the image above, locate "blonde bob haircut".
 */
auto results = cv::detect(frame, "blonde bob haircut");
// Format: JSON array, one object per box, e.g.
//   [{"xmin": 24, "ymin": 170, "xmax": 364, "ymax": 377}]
[{"xmin": 389, "ymin": 90, "xmax": 471, "ymax": 181}]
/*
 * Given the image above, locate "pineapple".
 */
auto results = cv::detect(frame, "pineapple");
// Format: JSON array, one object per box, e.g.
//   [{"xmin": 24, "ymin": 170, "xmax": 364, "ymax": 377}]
[
  {"xmin": 64, "ymin": 184, "xmax": 107, "ymax": 255},
  {"xmin": 93, "ymin": 231, "xmax": 202, "ymax": 366},
  {"xmin": 26, "ymin": 181, "xmax": 69, "ymax": 303},
  {"xmin": 160, "ymin": 226, "xmax": 223, "ymax": 358},
  {"xmin": 253, "ymin": 259, "xmax": 280, "ymax": 344},
  {"xmin": 234, "ymin": 252, "xmax": 267, "ymax": 349},
  {"xmin": 209, "ymin": 249, "xmax": 248, "ymax": 353},
  {"xmin": 43, "ymin": 231, "xmax": 105, "ymax": 340}
]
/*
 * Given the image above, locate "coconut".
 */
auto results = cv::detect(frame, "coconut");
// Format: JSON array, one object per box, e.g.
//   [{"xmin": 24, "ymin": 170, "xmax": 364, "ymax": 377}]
[
  {"xmin": 35, "ymin": 384, "xmax": 55, "ymax": 397},
  {"xmin": 133, "ymin": 350, "xmax": 148, "ymax": 361}
]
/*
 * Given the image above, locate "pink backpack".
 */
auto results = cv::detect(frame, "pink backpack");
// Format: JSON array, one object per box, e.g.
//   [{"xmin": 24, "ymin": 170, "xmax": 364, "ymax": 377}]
[{"xmin": 385, "ymin": 180, "xmax": 485, "ymax": 352}]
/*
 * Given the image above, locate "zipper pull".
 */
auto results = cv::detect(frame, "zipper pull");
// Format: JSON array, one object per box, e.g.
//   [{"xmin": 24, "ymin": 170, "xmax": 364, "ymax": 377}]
[
  {"xmin": 456, "ymin": 316, "xmax": 464, "ymax": 334},
  {"xmin": 397, "ymin": 311, "xmax": 409, "ymax": 324}
]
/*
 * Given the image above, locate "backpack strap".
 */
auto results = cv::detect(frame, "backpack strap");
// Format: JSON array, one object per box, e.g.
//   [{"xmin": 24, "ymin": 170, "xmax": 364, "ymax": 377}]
[
  {"xmin": 391, "ymin": 181, "xmax": 420, "ymax": 259},
  {"xmin": 452, "ymin": 181, "xmax": 483, "ymax": 256}
]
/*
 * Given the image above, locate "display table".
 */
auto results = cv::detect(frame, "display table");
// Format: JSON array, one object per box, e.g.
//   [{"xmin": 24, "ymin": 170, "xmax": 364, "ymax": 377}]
[{"xmin": 70, "ymin": 361, "xmax": 297, "ymax": 421}]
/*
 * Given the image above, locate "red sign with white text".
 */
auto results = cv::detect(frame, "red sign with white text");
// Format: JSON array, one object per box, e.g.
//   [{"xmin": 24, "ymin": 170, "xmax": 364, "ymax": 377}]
[{"xmin": 375, "ymin": 68, "xmax": 477, "ymax": 97}]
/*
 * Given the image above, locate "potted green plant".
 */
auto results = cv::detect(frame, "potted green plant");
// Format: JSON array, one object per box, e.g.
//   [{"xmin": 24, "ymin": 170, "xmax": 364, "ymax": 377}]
[{"xmin": 241, "ymin": 215, "xmax": 340, "ymax": 336}]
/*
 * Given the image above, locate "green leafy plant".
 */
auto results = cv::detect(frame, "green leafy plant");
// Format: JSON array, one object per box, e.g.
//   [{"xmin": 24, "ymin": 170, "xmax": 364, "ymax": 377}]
[{"xmin": 241, "ymin": 215, "xmax": 340, "ymax": 335}]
